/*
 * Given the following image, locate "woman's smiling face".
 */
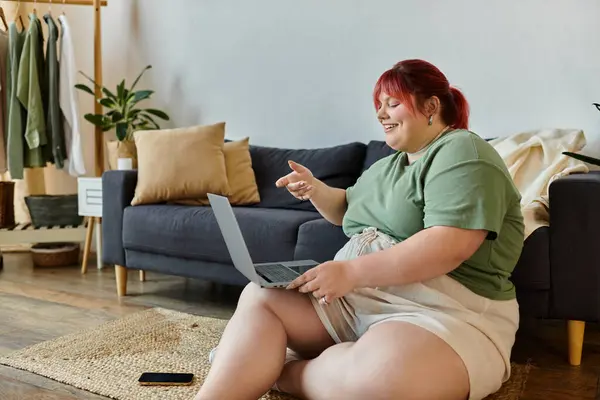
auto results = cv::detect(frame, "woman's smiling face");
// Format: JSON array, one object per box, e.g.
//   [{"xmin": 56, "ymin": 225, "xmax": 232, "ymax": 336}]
[{"xmin": 377, "ymin": 92, "xmax": 430, "ymax": 152}]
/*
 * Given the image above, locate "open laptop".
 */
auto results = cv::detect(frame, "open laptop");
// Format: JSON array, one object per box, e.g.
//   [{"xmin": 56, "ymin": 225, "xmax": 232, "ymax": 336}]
[{"xmin": 207, "ymin": 193, "xmax": 319, "ymax": 288}]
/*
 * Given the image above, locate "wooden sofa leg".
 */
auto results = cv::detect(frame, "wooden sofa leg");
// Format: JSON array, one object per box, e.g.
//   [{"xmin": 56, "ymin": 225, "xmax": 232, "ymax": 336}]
[
  {"xmin": 139, "ymin": 270, "xmax": 145, "ymax": 282},
  {"xmin": 568, "ymin": 320, "xmax": 585, "ymax": 366},
  {"xmin": 115, "ymin": 265, "xmax": 128, "ymax": 296}
]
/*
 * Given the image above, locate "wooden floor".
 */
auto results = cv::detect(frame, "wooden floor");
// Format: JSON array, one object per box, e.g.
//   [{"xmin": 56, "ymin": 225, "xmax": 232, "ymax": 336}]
[{"xmin": 0, "ymin": 252, "xmax": 600, "ymax": 399}]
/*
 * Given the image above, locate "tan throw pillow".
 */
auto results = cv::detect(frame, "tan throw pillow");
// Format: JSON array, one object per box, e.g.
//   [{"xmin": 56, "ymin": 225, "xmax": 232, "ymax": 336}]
[
  {"xmin": 178, "ymin": 137, "xmax": 260, "ymax": 206},
  {"xmin": 131, "ymin": 122, "xmax": 230, "ymax": 206},
  {"xmin": 221, "ymin": 137, "xmax": 260, "ymax": 205}
]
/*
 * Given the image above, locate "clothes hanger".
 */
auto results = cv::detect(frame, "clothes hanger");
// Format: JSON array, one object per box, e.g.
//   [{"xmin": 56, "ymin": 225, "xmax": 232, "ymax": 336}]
[
  {"xmin": 33, "ymin": 0, "xmax": 36, "ymax": 16},
  {"xmin": 0, "ymin": 8, "xmax": 9, "ymax": 31},
  {"xmin": 13, "ymin": 0, "xmax": 24, "ymax": 30}
]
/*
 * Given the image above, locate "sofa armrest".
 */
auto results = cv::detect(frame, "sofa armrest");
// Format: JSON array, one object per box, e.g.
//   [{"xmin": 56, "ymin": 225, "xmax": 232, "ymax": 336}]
[
  {"xmin": 102, "ymin": 170, "xmax": 138, "ymax": 267},
  {"xmin": 294, "ymin": 218, "xmax": 349, "ymax": 263},
  {"xmin": 550, "ymin": 171, "xmax": 600, "ymax": 321}
]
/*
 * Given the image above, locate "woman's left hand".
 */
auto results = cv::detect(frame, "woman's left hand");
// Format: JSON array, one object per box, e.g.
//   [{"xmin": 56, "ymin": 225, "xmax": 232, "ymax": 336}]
[{"xmin": 286, "ymin": 260, "xmax": 358, "ymax": 304}]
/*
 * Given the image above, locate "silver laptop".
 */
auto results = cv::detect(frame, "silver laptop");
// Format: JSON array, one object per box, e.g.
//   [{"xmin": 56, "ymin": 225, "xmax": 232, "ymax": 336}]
[{"xmin": 207, "ymin": 193, "xmax": 319, "ymax": 288}]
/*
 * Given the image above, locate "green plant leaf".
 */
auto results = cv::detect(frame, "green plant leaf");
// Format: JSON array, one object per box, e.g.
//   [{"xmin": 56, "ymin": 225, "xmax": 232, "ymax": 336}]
[
  {"xmin": 594, "ymin": 103, "xmax": 600, "ymax": 112},
  {"xmin": 130, "ymin": 65, "xmax": 152, "ymax": 91},
  {"xmin": 111, "ymin": 111, "xmax": 124, "ymax": 122},
  {"xmin": 133, "ymin": 121, "xmax": 151, "ymax": 131},
  {"xmin": 75, "ymin": 84, "xmax": 94, "ymax": 96},
  {"xmin": 122, "ymin": 88, "xmax": 130, "ymax": 104},
  {"xmin": 563, "ymin": 151, "xmax": 600, "ymax": 166},
  {"xmin": 139, "ymin": 113, "xmax": 160, "ymax": 129},
  {"xmin": 116, "ymin": 123, "xmax": 129, "ymax": 141},
  {"xmin": 117, "ymin": 80, "xmax": 125, "ymax": 101},
  {"xmin": 99, "ymin": 98, "xmax": 117, "ymax": 109},
  {"xmin": 78, "ymin": 70, "xmax": 99, "ymax": 89},
  {"xmin": 144, "ymin": 108, "xmax": 170, "ymax": 120},
  {"xmin": 84, "ymin": 113, "xmax": 106, "ymax": 127},
  {"xmin": 126, "ymin": 110, "xmax": 143, "ymax": 124},
  {"xmin": 126, "ymin": 90, "xmax": 136, "ymax": 103},
  {"xmin": 84, "ymin": 114, "xmax": 114, "ymax": 131},
  {"xmin": 101, "ymin": 87, "xmax": 118, "ymax": 101},
  {"xmin": 102, "ymin": 122, "xmax": 116, "ymax": 132},
  {"xmin": 131, "ymin": 90, "xmax": 154, "ymax": 104},
  {"xmin": 79, "ymin": 70, "xmax": 117, "ymax": 100}
]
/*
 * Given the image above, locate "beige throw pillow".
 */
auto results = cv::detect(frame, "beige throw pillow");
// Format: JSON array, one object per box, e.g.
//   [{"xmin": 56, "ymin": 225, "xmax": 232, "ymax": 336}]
[
  {"xmin": 131, "ymin": 122, "xmax": 230, "ymax": 206},
  {"xmin": 222, "ymin": 137, "xmax": 260, "ymax": 205},
  {"xmin": 178, "ymin": 137, "xmax": 260, "ymax": 206}
]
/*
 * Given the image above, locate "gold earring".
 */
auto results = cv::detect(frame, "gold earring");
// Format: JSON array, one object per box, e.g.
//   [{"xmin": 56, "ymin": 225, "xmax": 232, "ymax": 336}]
[{"xmin": 428, "ymin": 115, "xmax": 433, "ymax": 125}]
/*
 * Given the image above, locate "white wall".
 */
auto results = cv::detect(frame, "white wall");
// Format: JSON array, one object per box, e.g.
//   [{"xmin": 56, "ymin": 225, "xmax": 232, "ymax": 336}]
[{"xmin": 20, "ymin": 0, "xmax": 600, "ymax": 179}]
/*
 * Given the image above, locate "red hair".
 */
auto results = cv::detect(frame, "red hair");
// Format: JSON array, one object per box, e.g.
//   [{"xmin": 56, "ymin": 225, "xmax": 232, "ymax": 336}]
[{"xmin": 373, "ymin": 59, "xmax": 469, "ymax": 130}]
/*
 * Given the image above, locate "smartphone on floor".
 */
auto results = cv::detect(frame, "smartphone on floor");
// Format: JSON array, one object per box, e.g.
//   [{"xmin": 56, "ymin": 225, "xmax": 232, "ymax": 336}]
[{"xmin": 138, "ymin": 372, "xmax": 194, "ymax": 386}]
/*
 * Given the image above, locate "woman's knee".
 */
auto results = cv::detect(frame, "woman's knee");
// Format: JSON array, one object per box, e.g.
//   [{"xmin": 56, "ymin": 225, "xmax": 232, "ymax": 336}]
[
  {"xmin": 238, "ymin": 282, "xmax": 270, "ymax": 306},
  {"xmin": 238, "ymin": 282, "xmax": 296, "ymax": 312}
]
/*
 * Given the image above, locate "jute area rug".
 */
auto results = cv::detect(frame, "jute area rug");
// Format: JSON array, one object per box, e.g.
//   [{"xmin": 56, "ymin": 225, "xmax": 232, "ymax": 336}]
[{"xmin": 0, "ymin": 308, "xmax": 530, "ymax": 400}]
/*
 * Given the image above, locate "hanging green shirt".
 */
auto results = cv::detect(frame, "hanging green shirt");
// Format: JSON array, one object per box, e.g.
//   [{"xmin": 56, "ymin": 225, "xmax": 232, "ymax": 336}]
[
  {"xmin": 17, "ymin": 13, "xmax": 49, "ymax": 169},
  {"xmin": 343, "ymin": 129, "xmax": 525, "ymax": 301},
  {"xmin": 6, "ymin": 22, "xmax": 26, "ymax": 179},
  {"xmin": 44, "ymin": 13, "xmax": 65, "ymax": 169}
]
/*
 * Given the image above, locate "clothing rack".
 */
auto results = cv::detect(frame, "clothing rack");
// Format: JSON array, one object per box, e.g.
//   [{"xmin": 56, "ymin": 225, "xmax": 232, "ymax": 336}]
[
  {"xmin": 0, "ymin": 0, "xmax": 109, "ymax": 264},
  {"xmin": 4, "ymin": 0, "xmax": 108, "ymax": 177}
]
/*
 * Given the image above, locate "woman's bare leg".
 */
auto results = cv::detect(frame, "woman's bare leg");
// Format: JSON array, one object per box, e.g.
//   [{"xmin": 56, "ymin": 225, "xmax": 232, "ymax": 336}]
[
  {"xmin": 277, "ymin": 321, "xmax": 470, "ymax": 400},
  {"xmin": 194, "ymin": 283, "xmax": 334, "ymax": 400}
]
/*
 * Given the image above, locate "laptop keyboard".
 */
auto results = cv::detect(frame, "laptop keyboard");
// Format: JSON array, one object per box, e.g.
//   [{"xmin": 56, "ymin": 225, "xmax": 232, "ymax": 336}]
[{"xmin": 255, "ymin": 264, "xmax": 299, "ymax": 283}]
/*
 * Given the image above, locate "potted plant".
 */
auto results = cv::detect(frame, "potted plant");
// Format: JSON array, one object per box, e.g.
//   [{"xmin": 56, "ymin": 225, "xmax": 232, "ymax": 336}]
[
  {"xmin": 562, "ymin": 103, "xmax": 600, "ymax": 167},
  {"xmin": 75, "ymin": 65, "xmax": 170, "ymax": 170}
]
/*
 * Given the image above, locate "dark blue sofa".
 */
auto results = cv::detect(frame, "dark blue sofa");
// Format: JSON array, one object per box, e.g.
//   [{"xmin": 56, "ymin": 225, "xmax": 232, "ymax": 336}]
[
  {"xmin": 101, "ymin": 138, "xmax": 600, "ymax": 366},
  {"xmin": 102, "ymin": 140, "xmax": 393, "ymax": 290}
]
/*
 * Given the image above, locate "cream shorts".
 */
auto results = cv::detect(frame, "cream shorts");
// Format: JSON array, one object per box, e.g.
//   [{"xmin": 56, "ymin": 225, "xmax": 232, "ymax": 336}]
[{"xmin": 310, "ymin": 227, "xmax": 519, "ymax": 400}]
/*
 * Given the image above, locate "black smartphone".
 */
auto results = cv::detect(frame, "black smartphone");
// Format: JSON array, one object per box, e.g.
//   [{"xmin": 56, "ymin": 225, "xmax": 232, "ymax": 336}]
[{"xmin": 138, "ymin": 372, "xmax": 194, "ymax": 386}]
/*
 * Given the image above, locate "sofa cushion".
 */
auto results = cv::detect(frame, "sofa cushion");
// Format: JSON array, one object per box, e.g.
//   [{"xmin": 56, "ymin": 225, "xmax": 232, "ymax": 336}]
[
  {"xmin": 362, "ymin": 140, "xmax": 397, "ymax": 173},
  {"xmin": 176, "ymin": 137, "xmax": 261, "ymax": 206},
  {"xmin": 122, "ymin": 204, "xmax": 322, "ymax": 264},
  {"xmin": 511, "ymin": 226, "xmax": 550, "ymax": 291},
  {"xmin": 294, "ymin": 218, "xmax": 350, "ymax": 263},
  {"xmin": 131, "ymin": 122, "xmax": 230, "ymax": 205},
  {"xmin": 249, "ymin": 142, "xmax": 366, "ymax": 211}
]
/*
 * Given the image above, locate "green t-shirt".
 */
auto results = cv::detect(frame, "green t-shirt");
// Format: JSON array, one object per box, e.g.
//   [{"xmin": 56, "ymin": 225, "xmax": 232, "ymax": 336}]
[{"xmin": 343, "ymin": 129, "xmax": 524, "ymax": 300}]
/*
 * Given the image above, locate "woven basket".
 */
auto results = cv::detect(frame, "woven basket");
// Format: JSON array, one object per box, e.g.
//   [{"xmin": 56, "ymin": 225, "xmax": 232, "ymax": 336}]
[
  {"xmin": 0, "ymin": 181, "xmax": 15, "ymax": 229},
  {"xmin": 30, "ymin": 243, "xmax": 80, "ymax": 268},
  {"xmin": 24, "ymin": 194, "xmax": 83, "ymax": 228}
]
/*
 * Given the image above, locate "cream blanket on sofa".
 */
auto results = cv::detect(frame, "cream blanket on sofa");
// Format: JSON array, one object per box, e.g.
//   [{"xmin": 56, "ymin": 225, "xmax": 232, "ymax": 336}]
[{"xmin": 489, "ymin": 128, "xmax": 589, "ymax": 239}]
